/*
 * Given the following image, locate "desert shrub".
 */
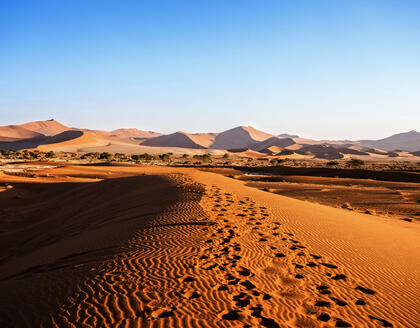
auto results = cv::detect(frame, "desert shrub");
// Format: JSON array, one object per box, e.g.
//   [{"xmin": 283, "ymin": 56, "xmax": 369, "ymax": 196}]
[
  {"xmin": 270, "ymin": 158, "xmax": 279, "ymax": 165},
  {"xmin": 193, "ymin": 154, "xmax": 212, "ymax": 162},
  {"xmin": 99, "ymin": 152, "xmax": 113, "ymax": 160},
  {"xmin": 159, "ymin": 153, "xmax": 171, "ymax": 162},
  {"xmin": 346, "ymin": 158, "xmax": 364, "ymax": 167},
  {"xmin": 223, "ymin": 153, "xmax": 230, "ymax": 159},
  {"xmin": 138, "ymin": 153, "xmax": 156, "ymax": 161},
  {"xmin": 326, "ymin": 161, "xmax": 339, "ymax": 166},
  {"xmin": 182, "ymin": 154, "xmax": 189, "ymax": 158},
  {"xmin": 45, "ymin": 151, "xmax": 56, "ymax": 158}
]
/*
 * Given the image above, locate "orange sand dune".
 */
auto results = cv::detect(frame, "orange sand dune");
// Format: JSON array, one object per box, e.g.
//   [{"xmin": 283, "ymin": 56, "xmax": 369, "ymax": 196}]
[
  {"xmin": 19, "ymin": 119, "xmax": 69, "ymax": 136},
  {"xmin": 0, "ymin": 125, "xmax": 43, "ymax": 139},
  {"xmin": 141, "ymin": 131, "xmax": 217, "ymax": 149},
  {"xmin": 33, "ymin": 130, "xmax": 112, "ymax": 152},
  {"xmin": 211, "ymin": 126, "xmax": 274, "ymax": 149},
  {"xmin": 0, "ymin": 165, "xmax": 418, "ymax": 327}
]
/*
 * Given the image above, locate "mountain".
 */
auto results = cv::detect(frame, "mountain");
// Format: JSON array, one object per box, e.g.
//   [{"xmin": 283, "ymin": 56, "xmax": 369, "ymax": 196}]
[
  {"xmin": 359, "ymin": 131, "xmax": 420, "ymax": 152},
  {"xmin": 210, "ymin": 126, "xmax": 273, "ymax": 149}
]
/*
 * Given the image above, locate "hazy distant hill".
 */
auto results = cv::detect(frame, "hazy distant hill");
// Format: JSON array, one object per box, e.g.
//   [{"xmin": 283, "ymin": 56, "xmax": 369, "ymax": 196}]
[{"xmin": 359, "ymin": 131, "xmax": 420, "ymax": 152}]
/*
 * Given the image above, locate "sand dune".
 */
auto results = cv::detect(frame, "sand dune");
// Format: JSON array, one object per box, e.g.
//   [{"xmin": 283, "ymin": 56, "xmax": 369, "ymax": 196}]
[
  {"xmin": 32, "ymin": 130, "xmax": 111, "ymax": 152},
  {"xmin": 19, "ymin": 119, "xmax": 69, "ymax": 136},
  {"xmin": 141, "ymin": 131, "xmax": 216, "ymax": 149},
  {"xmin": 0, "ymin": 125, "xmax": 43, "ymax": 140},
  {"xmin": 0, "ymin": 164, "xmax": 418, "ymax": 327},
  {"xmin": 1, "ymin": 120, "xmax": 419, "ymax": 157},
  {"xmin": 360, "ymin": 130, "xmax": 420, "ymax": 152},
  {"xmin": 210, "ymin": 126, "xmax": 274, "ymax": 149},
  {"xmin": 252, "ymin": 137, "xmax": 296, "ymax": 152}
]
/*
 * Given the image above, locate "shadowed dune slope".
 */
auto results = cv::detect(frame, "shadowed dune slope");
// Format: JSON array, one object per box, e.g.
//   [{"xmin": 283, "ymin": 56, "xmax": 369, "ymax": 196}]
[
  {"xmin": 141, "ymin": 132, "xmax": 209, "ymax": 149},
  {"xmin": 32, "ymin": 130, "xmax": 111, "ymax": 152},
  {"xmin": 0, "ymin": 174, "xmax": 187, "ymax": 326},
  {"xmin": 252, "ymin": 137, "xmax": 296, "ymax": 152},
  {"xmin": 0, "ymin": 130, "xmax": 87, "ymax": 151}
]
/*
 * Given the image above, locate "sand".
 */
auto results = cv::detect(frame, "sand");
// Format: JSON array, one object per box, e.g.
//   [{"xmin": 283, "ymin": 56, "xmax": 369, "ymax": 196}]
[{"xmin": 0, "ymin": 164, "xmax": 418, "ymax": 327}]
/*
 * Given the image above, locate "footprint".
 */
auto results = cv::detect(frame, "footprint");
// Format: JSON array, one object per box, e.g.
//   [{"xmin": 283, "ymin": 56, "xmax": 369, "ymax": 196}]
[
  {"xmin": 151, "ymin": 307, "xmax": 175, "ymax": 318},
  {"xmin": 238, "ymin": 267, "xmax": 252, "ymax": 277},
  {"xmin": 368, "ymin": 315, "xmax": 393, "ymax": 327},
  {"xmin": 183, "ymin": 276, "xmax": 196, "ymax": 282},
  {"xmin": 330, "ymin": 297, "xmax": 348, "ymax": 306},
  {"xmin": 184, "ymin": 291, "xmax": 201, "ymax": 299},
  {"xmin": 331, "ymin": 274, "xmax": 346, "ymax": 280},
  {"xmin": 275, "ymin": 253, "xmax": 286, "ymax": 258},
  {"xmin": 317, "ymin": 313, "xmax": 331, "ymax": 322},
  {"xmin": 321, "ymin": 263, "xmax": 338, "ymax": 269},
  {"xmin": 233, "ymin": 292, "xmax": 251, "ymax": 307},
  {"xmin": 260, "ymin": 317, "xmax": 280, "ymax": 328},
  {"xmin": 355, "ymin": 286, "xmax": 376, "ymax": 295},
  {"xmin": 221, "ymin": 310, "xmax": 241, "ymax": 320},
  {"xmin": 315, "ymin": 300, "xmax": 331, "ymax": 307},
  {"xmin": 240, "ymin": 280, "xmax": 256, "ymax": 290}
]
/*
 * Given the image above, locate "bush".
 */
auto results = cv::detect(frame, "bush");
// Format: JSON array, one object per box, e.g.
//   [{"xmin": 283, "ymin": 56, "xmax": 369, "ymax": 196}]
[
  {"xmin": 182, "ymin": 154, "xmax": 189, "ymax": 158},
  {"xmin": 223, "ymin": 153, "xmax": 230, "ymax": 159},
  {"xmin": 45, "ymin": 151, "xmax": 56, "ymax": 158},
  {"xmin": 135, "ymin": 153, "xmax": 156, "ymax": 161},
  {"xmin": 326, "ymin": 161, "xmax": 339, "ymax": 166},
  {"xmin": 99, "ymin": 152, "xmax": 113, "ymax": 160},
  {"xmin": 193, "ymin": 154, "xmax": 212, "ymax": 162},
  {"xmin": 346, "ymin": 158, "xmax": 364, "ymax": 167},
  {"xmin": 159, "ymin": 153, "xmax": 171, "ymax": 162},
  {"xmin": 270, "ymin": 158, "xmax": 279, "ymax": 165}
]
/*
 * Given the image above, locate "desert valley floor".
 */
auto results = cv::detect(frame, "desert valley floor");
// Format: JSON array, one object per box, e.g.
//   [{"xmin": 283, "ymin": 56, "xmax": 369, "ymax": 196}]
[{"xmin": 0, "ymin": 164, "xmax": 419, "ymax": 327}]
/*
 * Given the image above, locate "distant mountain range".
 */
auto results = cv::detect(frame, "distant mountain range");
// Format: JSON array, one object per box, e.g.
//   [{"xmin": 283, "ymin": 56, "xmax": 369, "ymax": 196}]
[{"xmin": 0, "ymin": 119, "xmax": 419, "ymax": 160}]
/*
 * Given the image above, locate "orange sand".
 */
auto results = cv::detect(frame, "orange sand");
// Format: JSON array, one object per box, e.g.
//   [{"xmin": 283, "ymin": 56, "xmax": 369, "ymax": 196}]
[{"xmin": 0, "ymin": 165, "xmax": 418, "ymax": 327}]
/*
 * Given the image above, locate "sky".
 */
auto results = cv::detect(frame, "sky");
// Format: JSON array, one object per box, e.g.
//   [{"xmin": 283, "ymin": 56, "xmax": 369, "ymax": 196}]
[{"xmin": 0, "ymin": 0, "xmax": 419, "ymax": 140}]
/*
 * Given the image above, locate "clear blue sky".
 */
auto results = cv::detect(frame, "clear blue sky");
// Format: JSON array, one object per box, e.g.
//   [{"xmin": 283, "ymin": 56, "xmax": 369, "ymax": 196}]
[{"xmin": 1, "ymin": 0, "xmax": 419, "ymax": 139}]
